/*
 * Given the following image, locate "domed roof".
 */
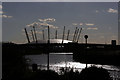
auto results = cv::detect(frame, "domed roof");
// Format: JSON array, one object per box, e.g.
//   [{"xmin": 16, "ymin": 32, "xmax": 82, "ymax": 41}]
[{"xmin": 29, "ymin": 39, "xmax": 72, "ymax": 44}]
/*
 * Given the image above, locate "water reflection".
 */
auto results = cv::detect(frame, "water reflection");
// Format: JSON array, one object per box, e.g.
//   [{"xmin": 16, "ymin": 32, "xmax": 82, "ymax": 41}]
[{"xmin": 25, "ymin": 53, "xmax": 120, "ymax": 80}]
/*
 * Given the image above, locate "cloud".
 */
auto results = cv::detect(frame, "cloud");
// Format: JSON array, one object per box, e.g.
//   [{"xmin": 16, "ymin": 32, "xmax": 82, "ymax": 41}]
[
  {"xmin": 107, "ymin": 8, "xmax": 118, "ymax": 13},
  {"xmin": 95, "ymin": 8, "xmax": 117, "ymax": 14},
  {"xmin": 26, "ymin": 21, "xmax": 58, "ymax": 29},
  {"xmin": 0, "ymin": 15, "xmax": 13, "ymax": 18},
  {"xmin": 72, "ymin": 23, "xmax": 78, "ymax": 26},
  {"xmin": 38, "ymin": 18, "xmax": 55, "ymax": 22},
  {"xmin": 39, "ymin": 22, "xmax": 50, "ymax": 27},
  {"xmin": 0, "ymin": 10, "xmax": 12, "ymax": 18},
  {"xmin": 79, "ymin": 23, "xmax": 83, "ymax": 26},
  {"xmin": 0, "ymin": 5, "xmax": 2, "ymax": 9},
  {"xmin": 72, "ymin": 23, "xmax": 95, "ymax": 26},
  {"xmin": 87, "ymin": 27, "xmax": 98, "ymax": 30},
  {"xmin": 39, "ymin": 22, "xmax": 58, "ymax": 29},
  {"xmin": 85, "ymin": 23, "xmax": 94, "ymax": 26},
  {"xmin": 95, "ymin": 10, "xmax": 99, "ymax": 13},
  {"xmin": 0, "ymin": 11, "xmax": 3, "ymax": 14},
  {"xmin": 27, "ymin": 18, "xmax": 58, "ymax": 29},
  {"xmin": 26, "ymin": 22, "xmax": 39, "ymax": 27},
  {"xmin": 49, "ymin": 24, "xmax": 58, "ymax": 29},
  {"xmin": 72, "ymin": 23, "xmax": 84, "ymax": 26},
  {"xmin": 35, "ymin": 31, "xmax": 42, "ymax": 34}
]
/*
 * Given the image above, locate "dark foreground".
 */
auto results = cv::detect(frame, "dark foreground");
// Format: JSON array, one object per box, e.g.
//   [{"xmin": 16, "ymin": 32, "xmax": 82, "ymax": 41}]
[
  {"xmin": 2, "ymin": 43, "xmax": 114, "ymax": 80},
  {"xmin": 3, "ymin": 66, "xmax": 112, "ymax": 80}
]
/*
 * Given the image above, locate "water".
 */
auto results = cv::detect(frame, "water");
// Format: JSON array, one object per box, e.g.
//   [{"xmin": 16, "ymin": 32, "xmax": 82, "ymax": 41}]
[{"xmin": 25, "ymin": 53, "xmax": 120, "ymax": 80}]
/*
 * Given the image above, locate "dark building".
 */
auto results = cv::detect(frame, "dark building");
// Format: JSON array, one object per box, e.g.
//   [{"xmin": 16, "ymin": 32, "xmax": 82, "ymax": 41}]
[{"xmin": 111, "ymin": 40, "xmax": 116, "ymax": 45}]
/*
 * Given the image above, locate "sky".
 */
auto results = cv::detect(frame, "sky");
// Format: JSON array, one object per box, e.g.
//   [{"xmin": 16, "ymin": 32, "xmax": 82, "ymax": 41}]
[
  {"xmin": 1, "ymin": 0, "xmax": 120, "ymax": 2},
  {"xmin": 0, "ymin": 1, "xmax": 119, "ymax": 80},
  {"xmin": 1, "ymin": 2, "xmax": 118, "ymax": 44}
]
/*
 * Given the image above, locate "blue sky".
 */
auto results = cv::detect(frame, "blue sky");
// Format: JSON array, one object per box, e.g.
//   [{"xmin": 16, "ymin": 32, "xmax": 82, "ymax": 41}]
[{"xmin": 2, "ymin": 2, "xmax": 118, "ymax": 44}]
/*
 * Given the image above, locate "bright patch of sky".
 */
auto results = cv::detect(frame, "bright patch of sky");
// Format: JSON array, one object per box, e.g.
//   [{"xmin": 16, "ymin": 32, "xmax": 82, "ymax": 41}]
[{"xmin": 2, "ymin": 2, "xmax": 118, "ymax": 44}]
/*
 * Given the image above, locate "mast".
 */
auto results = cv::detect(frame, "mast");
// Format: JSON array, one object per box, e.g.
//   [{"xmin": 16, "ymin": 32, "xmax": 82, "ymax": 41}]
[
  {"xmin": 48, "ymin": 26, "xmax": 50, "ymax": 43},
  {"xmin": 47, "ymin": 26, "xmax": 50, "ymax": 70},
  {"xmin": 55, "ymin": 30, "xmax": 57, "ymax": 39},
  {"xmin": 77, "ymin": 28, "xmax": 82, "ymax": 43},
  {"xmin": 62, "ymin": 26, "xmax": 65, "ymax": 44},
  {"xmin": 74, "ymin": 28, "xmax": 79, "ymax": 42},
  {"xmin": 73, "ymin": 27, "xmax": 77, "ymax": 42},
  {"xmin": 33, "ymin": 26, "xmax": 38, "ymax": 43},
  {"xmin": 42, "ymin": 30, "xmax": 45, "ymax": 40},
  {"xmin": 31, "ymin": 30, "xmax": 35, "ymax": 41},
  {"xmin": 24, "ymin": 28, "xmax": 30, "ymax": 43},
  {"xmin": 67, "ymin": 30, "xmax": 70, "ymax": 40}
]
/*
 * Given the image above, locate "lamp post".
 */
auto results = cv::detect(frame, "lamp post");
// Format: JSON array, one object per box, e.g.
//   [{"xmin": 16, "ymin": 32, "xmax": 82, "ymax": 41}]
[
  {"xmin": 47, "ymin": 26, "xmax": 50, "ymax": 70},
  {"xmin": 84, "ymin": 35, "xmax": 88, "ymax": 68},
  {"xmin": 84, "ymin": 35, "xmax": 88, "ymax": 44}
]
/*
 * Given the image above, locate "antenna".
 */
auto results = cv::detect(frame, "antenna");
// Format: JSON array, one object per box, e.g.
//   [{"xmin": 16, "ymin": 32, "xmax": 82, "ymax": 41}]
[{"xmin": 24, "ymin": 28, "xmax": 30, "ymax": 43}]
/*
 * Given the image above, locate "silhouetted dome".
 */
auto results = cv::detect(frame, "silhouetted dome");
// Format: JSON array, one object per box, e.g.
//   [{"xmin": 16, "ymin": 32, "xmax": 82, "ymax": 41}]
[{"xmin": 29, "ymin": 39, "xmax": 72, "ymax": 44}]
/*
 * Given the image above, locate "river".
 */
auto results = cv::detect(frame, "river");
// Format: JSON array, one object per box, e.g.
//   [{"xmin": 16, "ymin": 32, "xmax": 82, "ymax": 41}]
[{"xmin": 25, "ymin": 53, "xmax": 120, "ymax": 80}]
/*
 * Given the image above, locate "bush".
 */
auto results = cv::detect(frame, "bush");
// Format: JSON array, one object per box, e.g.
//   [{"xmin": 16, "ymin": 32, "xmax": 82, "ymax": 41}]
[{"xmin": 79, "ymin": 66, "xmax": 112, "ymax": 80}]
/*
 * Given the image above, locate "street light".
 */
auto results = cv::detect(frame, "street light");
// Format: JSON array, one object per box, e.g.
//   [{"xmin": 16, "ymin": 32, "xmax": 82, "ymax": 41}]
[
  {"xmin": 84, "ymin": 35, "xmax": 88, "ymax": 68},
  {"xmin": 84, "ymin": 35, "xmax": 88, "ymax": 44}
]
